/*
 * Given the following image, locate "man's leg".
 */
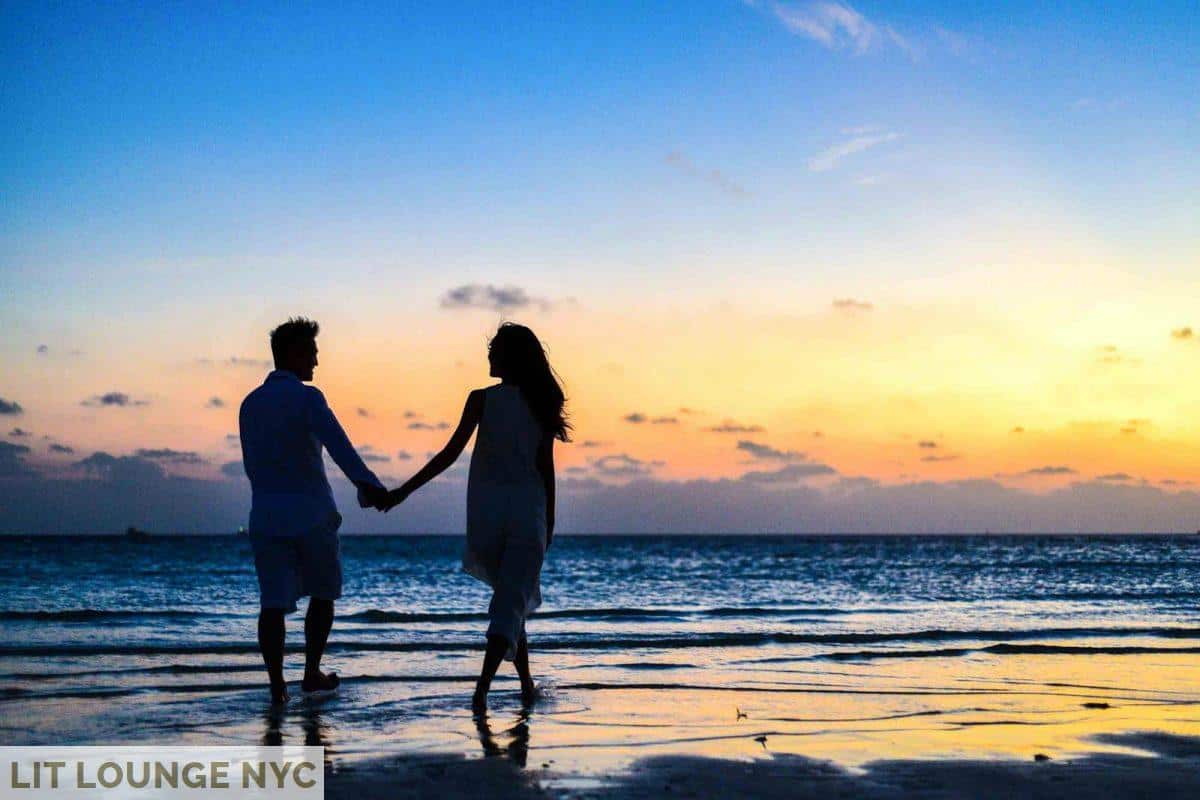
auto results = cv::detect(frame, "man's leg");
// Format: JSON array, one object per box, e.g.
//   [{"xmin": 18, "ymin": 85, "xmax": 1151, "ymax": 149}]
[
  {"xmin": 302, "ymin": 597, "xmax": 337, "ymax": 691},
  {"xmin": 258, "ymin": 608, "xmax": 288, "ymax": 703}
]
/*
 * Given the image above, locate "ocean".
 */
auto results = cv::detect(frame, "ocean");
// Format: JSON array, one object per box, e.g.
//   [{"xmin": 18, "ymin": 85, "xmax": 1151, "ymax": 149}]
[{"xmin": 3, "ymin": 534, "xmax": 1199, "ymax": 768}]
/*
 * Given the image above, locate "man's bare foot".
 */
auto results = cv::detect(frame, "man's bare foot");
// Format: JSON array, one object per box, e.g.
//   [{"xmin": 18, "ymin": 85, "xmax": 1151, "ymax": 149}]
[
  {"xmin": 270, "ymin": 683, "xmax": 290, "ymax": 705},
  {"xmin": 472, "ymin": 685, "xmax": 488, "ymax": 712},
  {"xmin": 301, "ymin": 670, "xmax": 339, "ymax": 694},
  {"xmin": 520, "ymin": 679, "xmax": 539, "ymax": 707}
]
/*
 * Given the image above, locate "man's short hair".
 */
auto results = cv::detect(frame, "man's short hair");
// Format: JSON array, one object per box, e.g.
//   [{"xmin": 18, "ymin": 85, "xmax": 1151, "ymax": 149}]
[{"xmin": 270, "ymin": 317, "xmax": 319, "ymax": 364}]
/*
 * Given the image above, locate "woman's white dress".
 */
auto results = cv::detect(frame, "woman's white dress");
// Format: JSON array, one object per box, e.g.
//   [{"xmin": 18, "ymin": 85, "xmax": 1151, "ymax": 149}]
[{"xmin": 463, "ymin": 384, "xmax": 548, "ymax": 653}]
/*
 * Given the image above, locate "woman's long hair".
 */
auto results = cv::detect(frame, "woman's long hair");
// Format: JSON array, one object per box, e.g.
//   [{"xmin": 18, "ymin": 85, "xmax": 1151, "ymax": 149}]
[{"xmin": 489, "ymin": 323, "xmax": 571, "ymax": 442}]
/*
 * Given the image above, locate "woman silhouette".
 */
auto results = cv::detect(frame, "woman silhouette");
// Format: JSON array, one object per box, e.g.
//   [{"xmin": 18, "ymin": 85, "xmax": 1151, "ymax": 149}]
[{"xmin": 387, "ymin": 323, "xmax": 570, "ymax": 710}]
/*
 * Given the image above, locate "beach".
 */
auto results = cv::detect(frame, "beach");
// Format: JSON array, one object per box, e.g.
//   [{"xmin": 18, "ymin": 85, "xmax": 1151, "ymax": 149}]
[{"xmin": 3, "ymin": 535, "xmax": 1199, "ymax": 797}]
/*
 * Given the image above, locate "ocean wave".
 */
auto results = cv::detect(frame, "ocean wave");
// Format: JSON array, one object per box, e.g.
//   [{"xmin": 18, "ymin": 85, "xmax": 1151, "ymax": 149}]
[
  {"xmin": 0, "ymin": 609, "xmax": 204, "ymax": 622},
  {"xmin": 3, "ymin": 625, "xmax": 1198, "ymax": 658},
  {"xmin": 341, "ymin": 606, "xmax": 891, "ymax": 624}
]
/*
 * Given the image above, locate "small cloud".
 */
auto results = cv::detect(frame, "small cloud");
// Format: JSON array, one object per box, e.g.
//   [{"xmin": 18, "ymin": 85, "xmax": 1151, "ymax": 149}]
[
  {"xmin": 440, "ymin": 284, "xmax": 551, "ymax": 312},
  {"xmin": 75, "ymin": 451, "xmax": 164, "ymax": 482},
  {"xmin": 36, "ymin": 345, "xmax": 48, "ymax": 355},
  {"xmin": 832, "ymin": 298, "xmax": 873, "ymax": 312},
  {"xmin": 917, "ymin": 440, "xmax": 938, "ymax": 449},
  {"xmin": 652, "ymin": 416, "xmax": 678, "ymax": 425},
  {"xmin": 404, "ymin": 410, "xmax": 420, "ymax": 418},
  {"xmin": 1095, "ymin": 345, "xmax": 1140, "ymax": 366},
  {"xmin": 1024, "ymin": 465, "xmax": 1077, "ymax": 476},
  {"xmin": 834, "ymin": 475, "xmax": 879, "ymax": 490},
  {"xmin": 206, "ymin": 397, "xmax": 226, "ymax": 409},
  {"xmin": 762, "ymin": 1, "xmax": 912, "ymax": 58},
  {"xmin": 707, "ymin": 420, "xmax": 765, "ymax": 434},
  {"xmin": 408, "ymin": 421, "xmax": 450, "ymax": 431},
  {"xmin": 1120, "ymin": 426, "xmax": 1137, "ymax": 435},
  {"xmin": 809, "ymin": 131, "xmax": 899, "ymax": 172},
  {"xmin": 678, "ymin": 407, "xmax": 703, "ymax": 415},
  {"xmin": 134, "ymin": 448, "xmax": 206, "ymax": 465},
  {"xmin": 0, "ymin": 397, "xmax": 24, "ymax": 415},
  {"xmin": 1096, "ymin": 472, "xmax": 1134, "ymax": 481},
  {"xmin": 357, "ymin": 407, "xmax": 371, "ymax": 418},
  {"xmin": 221, "ymin": 461, "xmax": 244, "ymax": 478},
  {"xmin": 49, "ymin": 443, "xmax": 75, "ymax": 454},
  {"xmin": 737, "ymin": 440, "xmax": 807, "ymax": 462},
  {"xmin": 0, "ymin": 440, "xmax": 35, "ymax": 477},
  {"xmin": 396, "ymin": 450, "xmax": 413, "ymax": 461},
  {"xmin": 740, "ymin": 462, "xmax": 837, "ymax": 483},
  {"xmin": 592, "ymin": 453, "xmax": 658, "ymax": 477},
  {"xmin": 362, "ymin": 453, "xmax": 391, "ymax": 463},
  {"xmin": 920, "ymin": 454, "xmax": 959, "ymax": 463},
  {"xmin": 225, "ymin": 433, "xmax": 240, "ymax": 447},
  {"xmin": 82, "ymin": 392, "xmax": 148, "ymax": 408},
  {"xmin": 565, "ymin": 465, "xmax": 589, "ymax": 474},
  {"xmin": 1011, "ymin": 426, "xmax": 1025, "ymax": 434},
  {"xmin": 578, "ymin": 440, "xmax": 608, "ymax": 449},
  {"xmin": 8, "ymin": 427, "xmax": 31, "ymax": 438},
  {"xmin": 623, "ymin": 413, "xmax": 647, "ymax": 424},
  {"xmin": 1171, "ymin": 327, "xmax": 1194, "ymax": 341},
  {"xmin": 664, "ymin": 151, "xmax": 747, "ymax": 197},
  {"xmin": 812, "ymin": 430, "xmax": 824, "ymax": 438}
]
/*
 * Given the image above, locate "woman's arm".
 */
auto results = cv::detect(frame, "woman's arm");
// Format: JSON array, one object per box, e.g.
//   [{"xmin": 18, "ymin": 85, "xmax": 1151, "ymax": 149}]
[
  {"xmin": 386, "ymin": 390, "xmax": 484, "ymax": 509},
  {"xmin": 536, "ymin": 434, "xmax": 555, "ymax": 547}
]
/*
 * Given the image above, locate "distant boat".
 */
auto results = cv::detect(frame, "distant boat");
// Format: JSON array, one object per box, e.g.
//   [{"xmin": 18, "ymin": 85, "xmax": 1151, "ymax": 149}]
[{"xmin": 125, "ymin": 526, "xmax": 151, "ymax": 541}]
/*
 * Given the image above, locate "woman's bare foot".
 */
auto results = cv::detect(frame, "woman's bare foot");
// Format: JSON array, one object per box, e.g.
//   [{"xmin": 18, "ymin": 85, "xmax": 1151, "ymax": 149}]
[{"xmin": 301, "ymin": 670, "xmax": 339, "ymax": 694}]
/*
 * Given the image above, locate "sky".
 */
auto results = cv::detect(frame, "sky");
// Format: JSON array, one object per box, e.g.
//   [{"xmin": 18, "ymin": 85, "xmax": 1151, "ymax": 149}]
[{"xmin": 1, "ymin": 1, "xmax": 1198, "ymax": 533}]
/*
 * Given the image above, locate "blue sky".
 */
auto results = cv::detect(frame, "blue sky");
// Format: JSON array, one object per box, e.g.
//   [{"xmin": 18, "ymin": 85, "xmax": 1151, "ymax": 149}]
[{"xmin": 1, "ymin": 2, "xmax": 1198, "ymax": 532}]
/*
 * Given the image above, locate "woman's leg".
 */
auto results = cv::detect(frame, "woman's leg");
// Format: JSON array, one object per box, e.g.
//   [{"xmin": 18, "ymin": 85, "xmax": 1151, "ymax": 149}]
[
  {"xmin": 514, "ymin": 634, "xmax": 537, "ymax": 705},
  {"xmin": 473, "ymin": 634, "xmax": 509, "ymax": 711}
]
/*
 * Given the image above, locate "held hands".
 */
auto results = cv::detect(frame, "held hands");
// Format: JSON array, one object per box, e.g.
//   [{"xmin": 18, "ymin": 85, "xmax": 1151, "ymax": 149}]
[
  {"xmin": 382, "ymin": 486, "xmax": 410, "ymax": 513},
  {"xmin": 355, "ymin": 482, "xmax": 391, "ymax": 512}
]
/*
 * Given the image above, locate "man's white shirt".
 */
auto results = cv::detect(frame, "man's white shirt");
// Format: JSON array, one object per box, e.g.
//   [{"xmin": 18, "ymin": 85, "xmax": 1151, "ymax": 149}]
[{"xmin": 239, "ymin": 370, "xmax": 383, "ymax": 536}]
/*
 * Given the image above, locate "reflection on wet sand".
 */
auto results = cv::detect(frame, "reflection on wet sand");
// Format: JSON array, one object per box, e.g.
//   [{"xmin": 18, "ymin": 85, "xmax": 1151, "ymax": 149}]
[{"xmin": 475, "ymin": 709, "xmax": 531, "ymax": 767}]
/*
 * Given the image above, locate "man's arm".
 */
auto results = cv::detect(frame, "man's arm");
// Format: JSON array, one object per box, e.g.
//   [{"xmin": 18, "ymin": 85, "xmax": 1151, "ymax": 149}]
[{"xmin": 307, "ymin": 388, "xmax": 388, "ymax": 508}]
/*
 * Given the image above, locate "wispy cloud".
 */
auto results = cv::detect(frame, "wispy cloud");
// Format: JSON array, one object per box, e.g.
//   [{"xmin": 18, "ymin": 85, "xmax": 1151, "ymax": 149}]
[
  {"xmin": 833, "ymin": 297, "xmax": 873, "ymax": 312},
  {"xmin": 920, "ymin": 454, "xmax": 959, "ymax": 463},
  {"xmin": 82, "ymin": 392, "xmax": 148, "ymax": 408},
  {"xmin": 440, "ymin": 284, "xmax": 552, "ymax": 312},
  {"xmin": 196, "ymin": 356, "xmax": 273, "ymax": 369},
  {"xmin": 206, "ymin": 397, "xmax": 225, "ymax": 409},
  {"xmin": 917, "ymin": 440, "xmax": 939, "ymax": 449},
  {"xmin": 809, "ymin": 130, "xmax": 899, "ymax": 172},
  {"xmin": 408, "ymin": 421, "xmax": 450, "ymax": 431},
  {"xmin": 763, "ymin": 1, "xmax": 923, "ymax": 59},
  {"xmin": 0, "ymin": 397, "xmax": 24, "ymax": 416},
  {"xmin": 134, "ymin": 448, "xmax": 206, "ymax": 465},
  {"xmin": 591, "ymin": 453, "xmax": 662, "ymax": 478},
  {"xmin": 8, "ymin": 428, "xmax": 31, "ymax": 438},
  {"xmin": 664, "ymin": 151, "xmax": 747, "ymax": 197},
  {"xmin": 357, "ymin": 407, "xmax": 371, "ymax": 418},
  {"xmin": 49, "ymin": 443, "xmax": 75, "ymax": 454},
  {"xmin": 1171, "ymin": 326, "xmax": 1194, "ymax": 341},
  {"xmin": 737, "ymin": 440, "xmax": 807, "ymax": 462},
  {"xmin": 740, "ymin": 462, "xmax": 837, "ymax": 483},
  {"xmin": 707, "ymin": 420, "xmax": 766, "ymax": 434}
]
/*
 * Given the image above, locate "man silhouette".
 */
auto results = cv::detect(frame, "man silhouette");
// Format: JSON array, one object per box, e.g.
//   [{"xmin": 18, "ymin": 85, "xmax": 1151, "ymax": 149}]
[{"xmin": 239, "ymin": 317, "xmax": 388, "ymax": 704}]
